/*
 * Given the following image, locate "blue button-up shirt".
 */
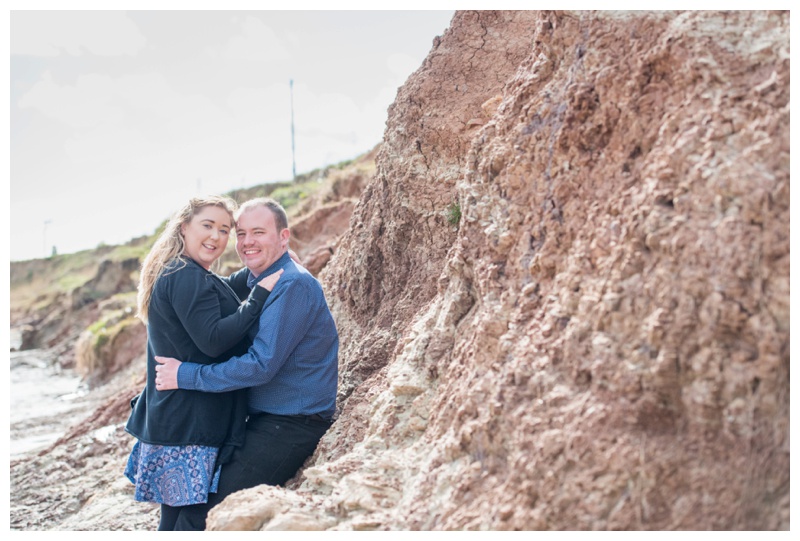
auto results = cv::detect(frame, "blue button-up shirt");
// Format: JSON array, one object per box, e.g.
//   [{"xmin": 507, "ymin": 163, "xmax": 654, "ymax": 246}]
[{"xmin": 177, "ymin": 251, "xmax": 339, "ymax": 418}]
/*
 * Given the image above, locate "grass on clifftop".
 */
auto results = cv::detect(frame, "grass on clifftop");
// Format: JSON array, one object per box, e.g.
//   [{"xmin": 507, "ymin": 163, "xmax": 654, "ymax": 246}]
[{"xmin": 10, "ymin": 149, "xmax": 376, "ymax": 317}]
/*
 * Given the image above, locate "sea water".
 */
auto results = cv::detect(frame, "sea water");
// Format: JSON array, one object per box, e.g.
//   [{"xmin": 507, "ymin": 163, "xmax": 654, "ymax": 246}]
[{"xmin": 9, "ymin": 347, "xmax": 89, "ymax": 457}]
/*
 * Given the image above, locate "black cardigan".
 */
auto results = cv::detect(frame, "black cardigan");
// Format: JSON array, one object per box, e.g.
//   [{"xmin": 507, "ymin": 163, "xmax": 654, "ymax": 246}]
[{"xmin": 125, "ymin": 257, "xmax": 268, "ymax": 460}]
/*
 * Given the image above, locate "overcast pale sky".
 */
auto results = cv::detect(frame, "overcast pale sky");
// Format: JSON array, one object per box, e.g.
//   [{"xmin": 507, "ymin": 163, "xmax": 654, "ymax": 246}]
[{"xmin": 9, "ymin": 9, "xmax": 455, "ymax": 261}]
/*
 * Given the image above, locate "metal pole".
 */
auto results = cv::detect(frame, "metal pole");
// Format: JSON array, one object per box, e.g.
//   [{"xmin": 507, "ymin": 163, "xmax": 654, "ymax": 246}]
[
  {"xmin": 290, "ymin": 79, "xmax": 296, "ymax": 181},
  {"xmin": 43, "ymin": 220, "xmax": 51, "ymax": 258}
]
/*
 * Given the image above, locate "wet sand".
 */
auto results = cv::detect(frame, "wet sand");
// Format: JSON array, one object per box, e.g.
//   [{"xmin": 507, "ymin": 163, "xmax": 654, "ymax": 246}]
[{"xmin": 9, "ymin": 349, "xmax": 91, "ymax": 457}]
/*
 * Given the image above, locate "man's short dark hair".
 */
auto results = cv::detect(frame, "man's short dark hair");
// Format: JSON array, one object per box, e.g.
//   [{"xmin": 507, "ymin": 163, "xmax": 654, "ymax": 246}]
[{"xmin": 236, "ymin": 197, "xmax": 288, "ymax": 232}]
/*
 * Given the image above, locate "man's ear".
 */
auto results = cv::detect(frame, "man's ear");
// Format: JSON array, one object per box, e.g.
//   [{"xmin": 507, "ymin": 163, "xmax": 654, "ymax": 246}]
[{"xmin": 280, "ymin": 228, "xmax": 291, "ymax": 248}]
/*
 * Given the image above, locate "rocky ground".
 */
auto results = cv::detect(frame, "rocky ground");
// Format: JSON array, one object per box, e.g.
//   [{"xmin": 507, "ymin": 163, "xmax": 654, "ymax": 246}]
[{"xmin": 9, "ymin": 350, "xmax": 158, "ymax": 531}]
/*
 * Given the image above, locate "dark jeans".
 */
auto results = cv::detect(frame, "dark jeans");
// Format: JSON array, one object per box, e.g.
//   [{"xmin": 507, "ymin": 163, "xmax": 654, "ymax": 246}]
[
  {"xmin": 171, "ymin": 412, "xmax": 332, "ymax": 531},
  {"xmin": 159, "ymin": 504, "xmax": 182, "ymax": 531}
]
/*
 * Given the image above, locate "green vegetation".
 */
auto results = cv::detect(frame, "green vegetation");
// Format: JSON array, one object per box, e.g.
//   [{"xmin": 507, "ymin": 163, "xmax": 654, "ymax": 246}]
[
  {"xmin": 227, "ymin": 181, "xmax": 292, "ymax": 204},
  {"xmin": 107, "ymin": 242, "xmax": 152, "ymax": 262},
  {"xmin": 446, "ymin": 201, "xmax": 462, "ymax": 226},
  {"xmin": 332, "ymin": 157, "xmax": 355, "ymax": 169},
  {"xmin": 56, "ymin": 271, "xmax": 94, "ymax": 292},
  {"xmin": 77, "ymin": 300, "xmax": 141, "ymax": 379},
  {"xmin": 86, "ymin": 295, "xmax": 137, "ymax": 337},
  {"xmin": 83, "ymin": 292, "xmax": 137, "ymax": 348},
  {"xmin": 270, "ymin": 179, "xmax": 320, "ymax": 210},
  {"xmin": 12, "ymin": 249, "xmax": 100, "ymax": 310}
]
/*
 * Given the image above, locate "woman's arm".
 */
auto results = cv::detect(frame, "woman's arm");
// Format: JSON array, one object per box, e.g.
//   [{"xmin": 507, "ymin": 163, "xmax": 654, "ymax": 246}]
[
  {"xmin": 218, "ymin": 266, "xmax": 252, "ymax": 301},
  {"xmin": 166, "ymin": 267, "xmax": 276, "ymax": 359},
  {"xmin": 219, "ymin": 251, "xmax": 301, "ymax": 300}
]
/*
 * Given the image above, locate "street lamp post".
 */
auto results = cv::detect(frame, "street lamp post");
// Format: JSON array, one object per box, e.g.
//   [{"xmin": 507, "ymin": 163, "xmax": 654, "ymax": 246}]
[
  {"xmin": 290, "ymin": 79, "xmax": 297, "ymax": 182},
  {"xmin": 43, "ymin": 219, "xmax": 52, "ymax": 258}
]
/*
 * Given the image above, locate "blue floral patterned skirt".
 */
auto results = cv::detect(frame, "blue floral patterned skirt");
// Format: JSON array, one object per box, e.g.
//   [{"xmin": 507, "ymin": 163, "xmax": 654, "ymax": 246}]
[{"xmin": 125, "ymin": 440, "xmax": 221, "ymax": 506}]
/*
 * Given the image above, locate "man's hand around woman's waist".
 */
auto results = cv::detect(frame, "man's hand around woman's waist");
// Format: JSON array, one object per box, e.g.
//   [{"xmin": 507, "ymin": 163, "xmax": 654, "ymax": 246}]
[{"xmin": 154, "ymin": 356, "xmax": 181, "ymax": 391}]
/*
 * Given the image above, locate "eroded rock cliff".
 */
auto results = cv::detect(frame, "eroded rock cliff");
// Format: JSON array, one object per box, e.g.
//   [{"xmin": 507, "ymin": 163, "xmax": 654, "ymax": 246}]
[
  {"xmin": 9, "ymin": 10, "xmax": 789, "ymax": 532},
  {"xmin": 207, "ymin": 10, "xmax": 789, "ymax": 530}
]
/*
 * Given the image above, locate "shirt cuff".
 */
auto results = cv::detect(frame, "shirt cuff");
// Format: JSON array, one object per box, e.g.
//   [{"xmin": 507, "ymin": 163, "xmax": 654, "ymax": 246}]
[
  {"xmin": 250, "ymin": 284, "xmax": 270, "ymax": 304},
  {"xmin": 177, "ymin": 361, "xmax": 200, "ymax": 391}
]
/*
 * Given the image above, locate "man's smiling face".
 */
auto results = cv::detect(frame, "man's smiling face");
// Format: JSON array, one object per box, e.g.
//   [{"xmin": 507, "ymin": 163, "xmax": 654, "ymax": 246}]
[{"xmin": 235, "ymin": 205, "xmax": 290, "ymax": 276}]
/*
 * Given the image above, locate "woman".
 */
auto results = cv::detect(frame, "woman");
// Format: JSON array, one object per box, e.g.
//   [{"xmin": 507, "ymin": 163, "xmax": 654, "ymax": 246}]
[{"xmin": 124, "ymin": 195, "xmax": 282, "ymax": 530}]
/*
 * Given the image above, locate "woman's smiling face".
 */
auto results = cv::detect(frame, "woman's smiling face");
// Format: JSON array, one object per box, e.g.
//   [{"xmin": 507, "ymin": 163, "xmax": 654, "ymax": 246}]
[{"xmin": 180, "ymin": 205, "xmax": 233, "ymax": 269}]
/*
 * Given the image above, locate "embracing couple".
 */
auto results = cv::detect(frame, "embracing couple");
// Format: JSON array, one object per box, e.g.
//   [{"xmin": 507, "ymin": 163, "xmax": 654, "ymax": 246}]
[{"xmin": 124, "ymin": 195, "xmax": 338, "ymax": 531}]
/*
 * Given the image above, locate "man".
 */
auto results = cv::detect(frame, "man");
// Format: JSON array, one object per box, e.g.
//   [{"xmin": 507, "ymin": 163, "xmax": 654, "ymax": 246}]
[{"xmin": 154, "ymin": 197, "xmax": 339, "ymax": 530}]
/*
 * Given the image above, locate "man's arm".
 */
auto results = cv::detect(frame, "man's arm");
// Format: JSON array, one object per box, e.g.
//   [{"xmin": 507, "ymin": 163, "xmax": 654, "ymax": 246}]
[{"xmin": 156, "ymin": 275, "xmax": 314, "ymax": 393}]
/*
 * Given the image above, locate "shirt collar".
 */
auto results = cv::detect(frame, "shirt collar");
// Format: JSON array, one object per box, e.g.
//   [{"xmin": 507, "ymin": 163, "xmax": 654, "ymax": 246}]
[{"xmin": 246, "ymin": 251, "xmax": 291, "ymax": 289}]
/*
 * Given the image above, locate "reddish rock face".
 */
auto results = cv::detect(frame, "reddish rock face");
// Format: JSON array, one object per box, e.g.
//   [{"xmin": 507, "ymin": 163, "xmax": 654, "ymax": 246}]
[
  {"xmin": 10, "ymin": 10, "xmax": 789, "ymax": 531},
  {"xmin": 290, "ymin": 200, "xmax": 356, "ymax": 276},
  {"xmin": 304, "ymin": 10, "xmax": 789, "ymax": 531},
  {"xmin": 286, "ymin": 154, "xmax": 374, "ymax": 277}
]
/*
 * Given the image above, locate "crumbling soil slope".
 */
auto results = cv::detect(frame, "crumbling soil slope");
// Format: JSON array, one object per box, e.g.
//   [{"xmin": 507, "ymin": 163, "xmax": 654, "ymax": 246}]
[{"xmin": 207, "ymin": 10, "xmax": 789, "ymax": 531}]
